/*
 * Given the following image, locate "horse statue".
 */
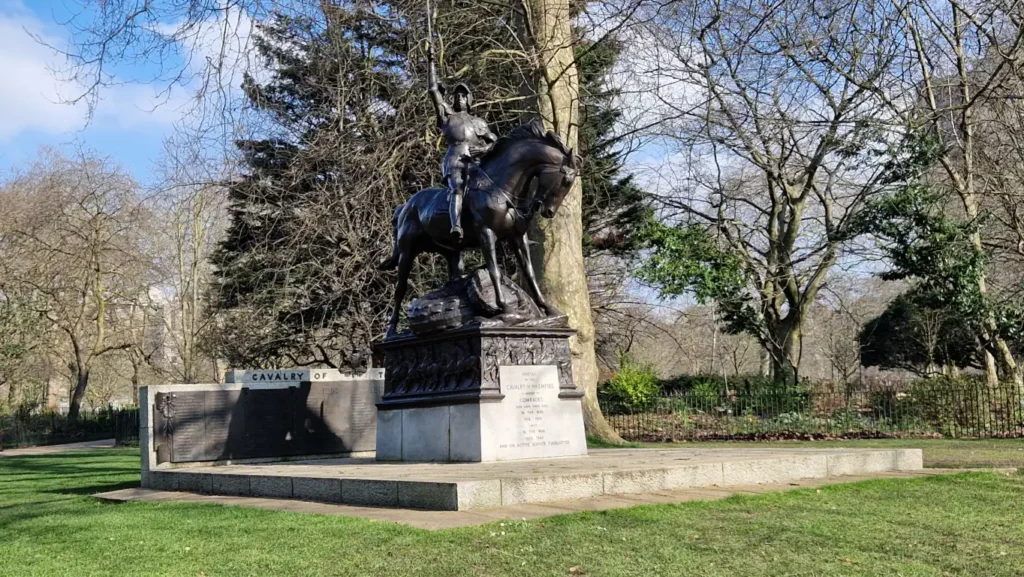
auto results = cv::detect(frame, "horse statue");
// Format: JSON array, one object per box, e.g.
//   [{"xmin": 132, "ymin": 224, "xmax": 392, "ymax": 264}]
[{"xmin": 379, "ymin": 119, "xmax": 578, "ymax": 339}]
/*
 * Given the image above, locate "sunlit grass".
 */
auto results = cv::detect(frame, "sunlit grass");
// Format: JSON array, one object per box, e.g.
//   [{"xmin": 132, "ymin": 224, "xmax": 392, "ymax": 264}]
[{"xmin": 1, "ymin": 448, "xmax": 1022, "ymax": 576}]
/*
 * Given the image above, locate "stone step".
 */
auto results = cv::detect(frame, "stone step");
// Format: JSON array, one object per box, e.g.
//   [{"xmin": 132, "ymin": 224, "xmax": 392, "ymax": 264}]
[
  {"xmin": 96, "ymin": 466, "xmax": 966, "ymax": 531},
  {"xmin": 140, "ymin": 447, "xmax": 924, "ymax": 511}
]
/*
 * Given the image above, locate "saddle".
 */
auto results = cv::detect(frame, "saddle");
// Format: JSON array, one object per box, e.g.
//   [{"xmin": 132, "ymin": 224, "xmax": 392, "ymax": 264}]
[{"xmin": 429, "ymin": 164, "xmax": 492, "ymax": 217}]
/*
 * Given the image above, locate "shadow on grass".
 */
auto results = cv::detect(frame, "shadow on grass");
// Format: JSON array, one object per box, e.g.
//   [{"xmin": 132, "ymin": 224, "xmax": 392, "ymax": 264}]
[
  {"xmin": 56, "ymin": 480, "xmax": 140, "ymax": 496},
  {"xmin": 0, "ymin": 452, "xmax": 139, "ymax": 499},
  {"xmin": 0, "ymin": 452, "xmax": 137, "ymax": 473}
]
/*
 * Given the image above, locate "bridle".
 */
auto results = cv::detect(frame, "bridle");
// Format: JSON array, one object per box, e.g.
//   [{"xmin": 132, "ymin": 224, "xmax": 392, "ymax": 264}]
[{"xmin": 472, "ymin": 150, "xmax": 575, "ymax": 233}]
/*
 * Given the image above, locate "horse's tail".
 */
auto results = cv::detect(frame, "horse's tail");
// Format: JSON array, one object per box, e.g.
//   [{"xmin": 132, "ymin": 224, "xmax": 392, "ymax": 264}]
[{"xmin": 378, "ymin": 204, "xmax": 404, "ymax": 271}]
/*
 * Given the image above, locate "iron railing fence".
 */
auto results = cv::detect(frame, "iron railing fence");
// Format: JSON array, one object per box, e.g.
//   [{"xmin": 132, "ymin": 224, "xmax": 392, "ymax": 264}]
[
  {"xmin": 599, "ymin": 380, "xmax": 1024, "ymax": 441},
  {"xmin": 0, "ymin": 407, "xmax": 139, "ymax": 449},
  {"xmin": 113, "ymin": 408, "xmax": 140, "ymax": 446}
]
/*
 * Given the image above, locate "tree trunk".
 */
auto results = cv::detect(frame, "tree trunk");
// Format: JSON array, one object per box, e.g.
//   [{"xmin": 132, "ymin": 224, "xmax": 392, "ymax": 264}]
[
  {"xmin": 524, "ymin": 0, "xmax": 621, "ymax": 443},
  {"xmin": 983, "ymin": 350, "xmax": 999, "ymax": 386},
  {"xmin": 992, "ymin": 336, "xmax": 1023, "ymax": 390},
  {"xmin": 130, "ymin": 359, "xmax": 141, "ymax": 406},
  {"xmin": 67, "ymin": 366, "xmax": 90, "ymax": 423},
  {"xmin": 6, "ymin": 380, "xmax": 17, "ymax": 407},
  {"xmin": 768, "ymin": 323, "xmax": 801, "ymax": 385},
  {"xmin": 45, "ymin": 376, "xmax": 59, "ymax": 411}
]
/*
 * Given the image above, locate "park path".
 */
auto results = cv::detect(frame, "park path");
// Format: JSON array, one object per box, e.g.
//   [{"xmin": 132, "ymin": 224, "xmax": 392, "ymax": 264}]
[{"xmin": 0, "ymin": 438, "xmax": 115, "ymax": 457}]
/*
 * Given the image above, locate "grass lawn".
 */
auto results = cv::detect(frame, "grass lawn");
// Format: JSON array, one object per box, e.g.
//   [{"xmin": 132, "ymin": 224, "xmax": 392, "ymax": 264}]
[{"xmin": 1, "ymin": 448, "xmax": 1023, "ymax": 576}]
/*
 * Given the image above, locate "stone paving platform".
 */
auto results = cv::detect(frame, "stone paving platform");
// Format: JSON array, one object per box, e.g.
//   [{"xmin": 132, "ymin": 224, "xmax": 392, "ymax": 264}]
[
  {"xmin": 96, "ymin": 468, "xmax": 975, "ymax": 531},
  {"xmin": 0, "ymin": 438, "xmax": 115, "ymax": 457},
  {"xmin": 138, "ymin": 447, "xmax": 923, "ymax": 511}
]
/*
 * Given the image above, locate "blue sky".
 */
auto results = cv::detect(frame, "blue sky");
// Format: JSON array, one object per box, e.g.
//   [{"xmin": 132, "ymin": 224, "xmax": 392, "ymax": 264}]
[{"xmin": 0, "ymin": 0, "xmax": 187, "ymax": 184}]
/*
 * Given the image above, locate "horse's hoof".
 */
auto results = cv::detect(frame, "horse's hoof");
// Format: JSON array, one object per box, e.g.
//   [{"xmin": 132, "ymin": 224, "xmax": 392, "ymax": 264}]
[
  {"xmin": 498, "ymin": 312, "xmax": 529, "ymax": 325},
  {"xmin": 543, "ymin": 305, "xmax": 564, "ymax": 317}
]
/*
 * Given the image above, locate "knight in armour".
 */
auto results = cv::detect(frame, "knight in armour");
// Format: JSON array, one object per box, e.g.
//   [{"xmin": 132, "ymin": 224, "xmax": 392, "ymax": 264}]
[{"xmin": 427, "ymin": 43, "xmax": 498, "ymax": 241}]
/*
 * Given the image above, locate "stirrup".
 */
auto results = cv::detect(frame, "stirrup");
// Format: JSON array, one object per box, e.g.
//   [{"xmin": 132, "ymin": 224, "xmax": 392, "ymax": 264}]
[{"xmin": 450, "ymin": 225, "xmax": 464, "ymax": 240}]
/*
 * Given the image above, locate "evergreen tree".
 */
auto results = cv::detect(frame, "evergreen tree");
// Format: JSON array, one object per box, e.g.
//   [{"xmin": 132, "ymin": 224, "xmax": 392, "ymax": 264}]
[
  {"xmin": 859, "ymin": 289, "xmax": 981, "ymax": 376},
  {"xmin": 209, "ymin": 9, "xmax": 426, "ymax": 369},
  {"xmin": 576, "ymin": 37, "xmax": 650, "ymax": 257}
]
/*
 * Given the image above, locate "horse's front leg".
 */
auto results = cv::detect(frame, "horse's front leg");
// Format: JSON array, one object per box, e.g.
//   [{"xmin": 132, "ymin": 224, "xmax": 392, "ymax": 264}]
[
  {"xmin": 513, "ymin": 233, "xmax": 562, "ymax": 317},
  {"xmin": 446, "ymin": 250, "xmax": 464, "ymax": 281},
  {"xmin": 479, "ymin": 228, "xmax": 509, "ymax": 313}
]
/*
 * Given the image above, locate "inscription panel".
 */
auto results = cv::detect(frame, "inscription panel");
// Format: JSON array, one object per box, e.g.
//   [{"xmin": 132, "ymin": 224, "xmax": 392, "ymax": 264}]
[
  {"xmin": 492, "ymin": 365, "xmax": 583, "ymax": 460},
  {"xmin": 311, "ymin": 381, "xmax": 381, "ymax": 453},
  {"xmin": 302, "ymin": 383, "xmax": 343, "ymax": 454},
  {"xmin": 205, "ymin": 389, "xmax": 244, "ymax": 460},
  {"xmin": 170, "ymin": 392, "xmax": 207, "ymax": 462}
]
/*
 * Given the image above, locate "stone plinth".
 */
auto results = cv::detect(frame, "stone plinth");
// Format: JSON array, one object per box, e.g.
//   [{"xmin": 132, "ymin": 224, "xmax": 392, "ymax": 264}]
[{"xmin": 373, "ymin": 327, "xmax": 587, "ymax": 462}]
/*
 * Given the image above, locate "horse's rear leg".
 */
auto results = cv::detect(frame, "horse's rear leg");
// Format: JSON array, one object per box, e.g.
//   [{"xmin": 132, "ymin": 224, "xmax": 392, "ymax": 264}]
[
  {"xmin": 385, "ymin": 250, "xmax": 413, "ymax": 339},
  {"xmin": 378, "ymin": 206, "xmax": 403, "ymax": 271}
]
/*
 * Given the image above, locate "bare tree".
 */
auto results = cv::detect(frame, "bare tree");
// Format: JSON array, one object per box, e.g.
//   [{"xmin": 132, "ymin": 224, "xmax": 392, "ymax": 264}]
[
  {"xmin": 810, "ymin": 278, "xmax": 899, "ymax": 385},
  {"xmin": 633, "ymin": 0, "xmax": 903, "ymax": 380},
  {"xmin": 0, "ymin": 286, "xmax": 45, "ymax": 409},
  {"xmin": 150, "ymin": 143, "xmax": 226, "ymax": 384},
  {"xmin": 808, "ymin": 0, "xmax": 1024, "ymax": 386},
  {"xmin": 0, "ymin": 150, "xmax": 154, "ymax": 421}
]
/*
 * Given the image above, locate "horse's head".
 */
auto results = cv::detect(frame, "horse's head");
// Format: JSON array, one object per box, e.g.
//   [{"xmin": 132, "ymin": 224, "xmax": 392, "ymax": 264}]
[
  {"xmin": 532, "ymin": 147, "xmax": 577, "ymax": 219},
  {"xmin": 482, "ymin": 119, "xmax": 580, "ymax": 220}
]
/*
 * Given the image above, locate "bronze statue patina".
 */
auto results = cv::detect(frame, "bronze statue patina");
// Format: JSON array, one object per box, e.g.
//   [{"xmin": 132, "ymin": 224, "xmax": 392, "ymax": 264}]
[
  {"xmin": 379, "ymin": 119, "xmax": 577, "ymax": 339},
  {"xmin": 427, "ymin": 43, "xmax": 498, "ymax": 242}
]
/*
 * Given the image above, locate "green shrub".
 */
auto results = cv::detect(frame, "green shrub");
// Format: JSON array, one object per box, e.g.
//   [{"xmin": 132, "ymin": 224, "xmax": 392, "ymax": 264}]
[
  {"xmin": 828, "ymin": 407, "xmax": 872, "ymax": 432},
  {"xmin": 769, "ymin": 411, "xmax": 822, "ymax": 433},
  {"xmin": 655, "ymin": 373, "xmax": 812, "ymax": 417},
  {"xmin": 599, "ymin": 354, "xmax": 661, "ymax": 413},
  {"xmin": 686, "ymin": 380, "xmax": 722, "ymax": 410},
  {"xmin": 660, "ymin": 373, "xmax": 727, "ymax": 394},
  {"xmin": 908, "ymin": 376, "xmax": 989, "ymax": 433},
  {"xmin": 869, "ymin": 389, "xmax": 915, "ymax": 419},
  {"xmin": 731, "ymin": 377, "xmax": 811, "ymax": 418}
]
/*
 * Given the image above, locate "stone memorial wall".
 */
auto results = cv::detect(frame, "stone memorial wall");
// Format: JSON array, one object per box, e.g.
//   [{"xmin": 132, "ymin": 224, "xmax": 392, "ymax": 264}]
[{"xmin": 140, "ymin": 369, "xmax": 384, "ymax": 487}]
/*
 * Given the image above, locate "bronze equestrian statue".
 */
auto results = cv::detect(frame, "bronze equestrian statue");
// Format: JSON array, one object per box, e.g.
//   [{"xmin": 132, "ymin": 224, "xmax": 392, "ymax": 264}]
[
  {"xmin": 379, "ymin": 119, "xmax": 577, "ymax": 339},
  {"xmin": 427, "ymin": 43, "xmax": 498, "ymax": 242}
]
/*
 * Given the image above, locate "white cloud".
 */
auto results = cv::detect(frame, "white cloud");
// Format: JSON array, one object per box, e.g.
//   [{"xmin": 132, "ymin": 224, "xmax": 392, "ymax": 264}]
[
  {"xmin": 0, "ymin": 3, "xmax": 182, "ymax": 142},
  {"xmin": 155, "ymin": 5, "xmax": 264, "ymax": 104},
  {"xmin": 0, "ymin": 8, "xmax": 82, "ymax": 139}
]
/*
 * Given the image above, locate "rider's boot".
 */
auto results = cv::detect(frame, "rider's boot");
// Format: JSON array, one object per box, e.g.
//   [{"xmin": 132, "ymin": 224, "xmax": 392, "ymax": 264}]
[{"xmin": 450, "ymin": 190, "xmax": 464, "ymax": 241}]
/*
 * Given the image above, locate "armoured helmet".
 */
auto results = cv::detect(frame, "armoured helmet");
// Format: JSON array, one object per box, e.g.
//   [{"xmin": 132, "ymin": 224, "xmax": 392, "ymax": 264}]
[{"xmin": 451, "ymin": 83, "xmax": 473, "ymax": 110}]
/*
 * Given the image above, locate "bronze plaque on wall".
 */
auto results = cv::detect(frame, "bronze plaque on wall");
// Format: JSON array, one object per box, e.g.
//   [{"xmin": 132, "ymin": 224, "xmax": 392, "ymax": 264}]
[{"xmin": 152, "ymin": 381, "xmax": 381, "ymax": 465}]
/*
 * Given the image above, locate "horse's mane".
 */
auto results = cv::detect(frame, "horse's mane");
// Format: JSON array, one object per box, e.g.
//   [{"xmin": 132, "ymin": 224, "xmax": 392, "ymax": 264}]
[{"xmin": 481, "ymin": 119, "xmax": 570, "ymax": 165}]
